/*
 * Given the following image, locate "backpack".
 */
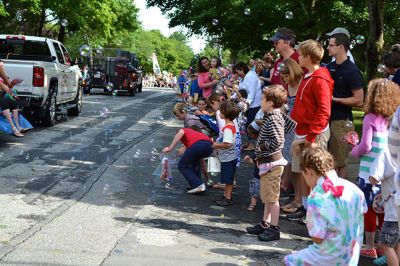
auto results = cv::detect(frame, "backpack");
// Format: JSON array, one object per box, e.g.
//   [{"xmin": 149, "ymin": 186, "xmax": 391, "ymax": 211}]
[{"xmin": 198, "ymin": 115, "xmax": 219, "ymax": 136}]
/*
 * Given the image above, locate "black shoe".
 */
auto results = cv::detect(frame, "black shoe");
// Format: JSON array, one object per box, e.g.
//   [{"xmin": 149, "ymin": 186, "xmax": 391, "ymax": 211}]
[
  {"xmin": 216, "ymin": 198, "xmax": 233, "ymax": 206},
  {"xmin": 246, "ymin": 223, "xmax": 268, "ymax": 235},
  {"xmin": 287, "ymin": 206, "xmax": 306, "ymax": 221},
  {"xmin": 213, "ymin": 195, "xmax": 225, "ymax": 202},
  {"xmin": 258, "ymin": 227, "xmax": 280, "ymax": 242},
  {"xmin": 298, "ymin": 215, "xmax": 307, "ymax": 225}
]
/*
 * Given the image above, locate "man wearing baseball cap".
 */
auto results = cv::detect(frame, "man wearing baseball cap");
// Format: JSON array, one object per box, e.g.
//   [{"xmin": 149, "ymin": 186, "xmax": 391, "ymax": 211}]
[
  {"xmin": 326, "ymin": 27, "xmax": 355, "ymax": 63},
  {"xmin": 269, "ymin": 27, "xmax": 301, "ymax": 86},
  {"xmin": 325, "ymin": 27, "xmax": 364, "ymax": 179}
]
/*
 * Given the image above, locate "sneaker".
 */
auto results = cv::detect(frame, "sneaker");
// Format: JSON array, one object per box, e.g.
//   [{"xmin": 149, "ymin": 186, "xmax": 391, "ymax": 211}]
[
  {"xmin": 373, "ymin": 256, "xmax": 387, "ymax": 265},
  {"xmin": 287, "ymin": 206, "xmax": 306, "ymax": 221},
  {"xmin": 298, "ymin": 215, "xmax": 307, "ymax": 225},
  {"xmin": 246, "ymin": 223, "xmax": 268, "ymax": 235},
  {"xmin": 360, "ymin": 249, "xmax": 377, "ymax": 259},
  {"xmin": 258, "ymin": 227, "xmax": 280, "ymax": 242},
  {"xmin": 216, "ymin": 197, "xmax": 233, "ymax": 206},
  {"xmin": 187, "ymin": 183, "xmax": 206, "ymax": 194}
]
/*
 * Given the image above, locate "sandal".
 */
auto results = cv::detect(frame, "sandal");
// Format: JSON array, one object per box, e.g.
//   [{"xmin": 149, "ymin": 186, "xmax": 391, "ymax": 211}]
[
  {"xmin": 12, "ymin": 127, "xmax": 24, "ymax": 138},
  {"xmin": 280, "ymin": 202, "xmax": 300, "ymax": 210},
  {"xmin": 247, "ymin": 204, "xmax": 256, "ymax": 211},
  {"xmin": 281, "ymin": 204, "xmax": 302, "ymax": 214},
  {"xmin": 212, "ymin": 183, "xmax": 226, "ymax": 189}
]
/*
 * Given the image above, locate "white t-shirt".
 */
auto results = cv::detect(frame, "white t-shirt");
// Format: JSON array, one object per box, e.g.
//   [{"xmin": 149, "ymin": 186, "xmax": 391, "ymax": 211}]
[{"xmin": 370, "ymin": 146, "xmax": 398, "ymax": 221}]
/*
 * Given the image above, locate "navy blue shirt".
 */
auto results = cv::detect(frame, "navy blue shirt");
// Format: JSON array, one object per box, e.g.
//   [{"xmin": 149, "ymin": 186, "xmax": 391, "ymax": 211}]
[
  {"xmin": 392, "ymin": 69, "xmax": 400, "ymax": 86},
  {"xmin": 327, "ymin": 59, "xmax": 363, "ymax": 121}
]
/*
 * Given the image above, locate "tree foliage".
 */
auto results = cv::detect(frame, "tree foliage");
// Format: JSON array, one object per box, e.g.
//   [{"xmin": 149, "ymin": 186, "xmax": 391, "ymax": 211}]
[{"xmin": 147, "ymin": 0, "xmax": 400, "ymax": 79}]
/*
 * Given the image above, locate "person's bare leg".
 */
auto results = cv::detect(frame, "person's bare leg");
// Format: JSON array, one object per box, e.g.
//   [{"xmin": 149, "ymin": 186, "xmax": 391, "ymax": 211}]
[
  {"xmin": 263, "ymin": 203, "xmax": 271, "ymax": 224},
  {"xmin": 2, "ymin": 109, "xmax": 23, "ymax": 136},
  {"xmin": 292, "ymin": 173, "xmax": 301, "ymax": 204},
  {"xmin": 12, "ymin": 109, "xmax": 22, "ymax": 130},
  {"xmin": 280, "ymin": 165, "xmax": 291, "ymax": 191},
  {"xmin": 382, "ymin": 245, "xmax": 399, "ymax": 266},
  {"xmin": 225, "ymin": 184, "xmax": 234, "ymax": 200},
  {"xmin": 365, "ymin": 231, "xmax": 375, "ymax": 250},
  {"xmin": 269, "ymin": 202, "xmax": 280, "ymax": 226}
]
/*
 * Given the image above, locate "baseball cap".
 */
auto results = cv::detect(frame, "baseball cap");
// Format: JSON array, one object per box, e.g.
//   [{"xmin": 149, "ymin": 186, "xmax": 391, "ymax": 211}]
[
  {"xmin": 269, "ymin": 32, "xmax": 295, "ymax": 42},
  {"xmin": 326, "ymin": 27, "xmax": 350, "ymax": 38}
]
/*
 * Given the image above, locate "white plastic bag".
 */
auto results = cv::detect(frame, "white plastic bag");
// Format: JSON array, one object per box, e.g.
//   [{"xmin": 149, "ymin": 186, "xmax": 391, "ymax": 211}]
[{"xmin": 207, "ymin": 157, "xmax": 221, "ymax": 174}]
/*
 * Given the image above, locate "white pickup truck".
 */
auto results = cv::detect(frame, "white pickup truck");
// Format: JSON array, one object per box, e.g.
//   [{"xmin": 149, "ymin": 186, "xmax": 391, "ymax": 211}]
[{"xmin": 0, "ymin": 35, "xmax": 83, "ymax": 126}]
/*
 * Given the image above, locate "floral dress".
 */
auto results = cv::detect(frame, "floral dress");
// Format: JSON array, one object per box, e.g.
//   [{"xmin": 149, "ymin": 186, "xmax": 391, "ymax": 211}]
[{"xmin": 285, "ymin": 171, "xmax": 367, "ymax": 266}]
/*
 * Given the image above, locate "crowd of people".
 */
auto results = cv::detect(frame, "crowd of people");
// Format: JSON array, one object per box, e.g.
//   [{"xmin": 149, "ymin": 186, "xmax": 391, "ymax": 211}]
[{"xmin": 162, "ymin": 27, "xmax": 400, "ymax": 266}]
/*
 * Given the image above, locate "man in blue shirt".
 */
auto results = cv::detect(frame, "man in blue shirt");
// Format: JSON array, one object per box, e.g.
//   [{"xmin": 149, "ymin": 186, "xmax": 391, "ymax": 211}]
[{"xmin": 326, "ymin": 28, "xmax": 364, "ymax": 178}]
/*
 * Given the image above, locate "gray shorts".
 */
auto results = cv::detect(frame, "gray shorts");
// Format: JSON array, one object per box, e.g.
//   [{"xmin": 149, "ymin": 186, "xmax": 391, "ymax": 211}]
[{"xmin": 379, "ymin": 221, "xmax": 400, "ymax": 247}]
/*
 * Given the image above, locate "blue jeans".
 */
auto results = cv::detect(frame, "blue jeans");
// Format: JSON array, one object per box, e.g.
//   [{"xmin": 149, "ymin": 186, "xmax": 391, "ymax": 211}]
[{"xmin": 178, "ymin": 140, "xmax": 213, "ymax": 188}]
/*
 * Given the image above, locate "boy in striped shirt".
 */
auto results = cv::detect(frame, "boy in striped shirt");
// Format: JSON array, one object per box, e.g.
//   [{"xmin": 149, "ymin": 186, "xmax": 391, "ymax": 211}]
[{"xmin": 246, "ymin": 85, "xmax": 296, "ymax": 242}]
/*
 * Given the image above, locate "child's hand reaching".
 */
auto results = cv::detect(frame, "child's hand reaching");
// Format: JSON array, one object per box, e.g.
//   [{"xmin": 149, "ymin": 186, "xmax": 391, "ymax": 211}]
[{"xmin": 162, "ymin": 146, "xmax": 171, "ymax": 153}]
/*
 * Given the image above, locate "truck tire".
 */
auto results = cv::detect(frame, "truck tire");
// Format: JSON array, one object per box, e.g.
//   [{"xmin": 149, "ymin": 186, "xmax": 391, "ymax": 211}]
[
  {"xmin": 43, "ymin": 82, "xmax": 57, "ymax": 126},
  {"xmin": 68, "ymin": 83, "xmax": 83, "ymax": 116}
]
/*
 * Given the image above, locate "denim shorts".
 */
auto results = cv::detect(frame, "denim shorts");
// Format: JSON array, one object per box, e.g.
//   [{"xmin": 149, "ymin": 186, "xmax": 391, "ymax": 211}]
[
  {"xmin": 220, "ymin": 160, "xmax": 237, "ymax": 184},
  {"xmin": 379, "ymin": 221, "xmax": 400, "ymax": 247},
  {"xmin": 249, "ymin": 177, "xmax": 260, "ymax": 198}
]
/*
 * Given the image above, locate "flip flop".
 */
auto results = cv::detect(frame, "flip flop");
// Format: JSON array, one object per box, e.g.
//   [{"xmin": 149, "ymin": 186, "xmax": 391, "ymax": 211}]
[{"xmin": 12, "ymin": 129, "xmax": 24, "ymax": 138}]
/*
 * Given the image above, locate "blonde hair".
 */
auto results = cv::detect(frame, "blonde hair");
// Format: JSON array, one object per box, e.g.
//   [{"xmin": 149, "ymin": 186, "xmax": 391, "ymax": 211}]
[
  {"xmin": 173, "ymin": 102, "xmax": 187, "ymax": 115},
  {"xmin": 364, "ymin": 78, "xmax": 400, "ymax": 118},
  {"xmin": 298, "ymin": 39, "xmax": 324, "ymax": 64},
  {"xmin": 280, "ymin": 58, "xmax": 303, "ymax": 87},
  {"xmin": 300, "ymin": 147, "xmax": 335, "ymax": 177}
]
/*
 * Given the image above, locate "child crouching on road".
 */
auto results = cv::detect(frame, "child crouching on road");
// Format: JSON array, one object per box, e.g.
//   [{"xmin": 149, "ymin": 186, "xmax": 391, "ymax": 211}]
[
  {"xmin": 212, "ymin": 100, "xmax": 240, "ymax": 206},
  {"xmin": 284, "ymin": 147, "xmax": 367, "ymax": 266},
  {"xmin": 246, "ymin": 85, "xmax": 296, "ymax": 242}
]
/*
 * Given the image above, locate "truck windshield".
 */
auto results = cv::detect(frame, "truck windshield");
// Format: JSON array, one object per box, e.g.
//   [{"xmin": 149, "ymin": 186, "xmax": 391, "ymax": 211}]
[{"xmin": 0, "ymin": 39, "xmax": 52, "ymax": 61}]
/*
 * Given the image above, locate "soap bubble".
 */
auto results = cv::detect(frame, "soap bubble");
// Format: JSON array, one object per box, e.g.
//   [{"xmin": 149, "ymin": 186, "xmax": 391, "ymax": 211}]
[
  {"xmin": 0, "ymin": 152, "xmax": 3, "ymax": 157},
  {"xmin": 277, "ymin": 62, "xmax": 285, "ymax": 72},
  {"xmin": 151, "ymin": 148, "xmax": 158, "ymax": 154},
  {"xmin": 112, "ymin": 90, "xmax": 117, "ymax": 96},
  {"xmin": 244, "ymin": 8, "xmax": 251, "ymax": 15},
  {"xmin": 96, "ymin": 46, "xmax": 103, "ymax": 55},
  {"xmin": 285, "ymin": 11, "xmax": 293, "ymax": 19},
  {"xmin": 150, "ymin": 155, "xmax": 158, "ymax": 162},
  {"xmin": 106, "ymin": 82, "xmax": 114, "ymax": 91},
  {"xmin": 70, "ymin": 156, "xmax": 75, "ymax": 161},
  {"xmin": 377, "ymin": 64, "xmax": 385, "ymax": 73},
  {"xmin": 25, "ymin": 153, "xmax": 30, "ymax": 160},
  {"xmin": 100, "ymin": 107, "xmax": 109, "ymax": 118},
  {"xmin": 350, "ymin": 40, "xmax": 356, "ymax": 50},
  {"xmin": 212, "ymin": 19, "xmax": 219, "ymax": 26},
  {"xmin": 79, "ymin": 45, "xmax": 90, "ymax": 57},
  {"xmin": 149, "ymin": 139, "xmax": 154, "ymax": 143},
  {"xmin": 210, "ymin": 172, "xmax": 219, "ymax": 177},
  {"xmin": 103, "ymin": 184, "xmax": 110, "ymax": 193},
  {"xmin": 355, "ymin": 35, "xmax": 365, "ymax": 44},
  {"xmin": 346, "ymin": 120, "xmax": 354, "ymax": 129},
  {"xmin": 61, "ymin": 19, "xmax": 68, "ymax": 27}
]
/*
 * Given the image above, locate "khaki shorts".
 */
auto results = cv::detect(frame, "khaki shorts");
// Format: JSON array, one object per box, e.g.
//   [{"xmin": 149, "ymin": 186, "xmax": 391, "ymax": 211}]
[
  {"xmin": 328, "ymin": 120, "xmax": 354, "ymax": 169},
  {"xmin": 260, "ymin": 166, "xmax": 284, "ymax": 203},
  {"xmin": 291, "ymin": 129, "xmax": 330, "ymax": 173}
]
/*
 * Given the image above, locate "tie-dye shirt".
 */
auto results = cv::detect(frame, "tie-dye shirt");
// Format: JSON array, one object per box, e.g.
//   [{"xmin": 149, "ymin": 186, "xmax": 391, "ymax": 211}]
[{"xmin": 285, "ymin": 171, "xmax": 367, "ymax": 266}]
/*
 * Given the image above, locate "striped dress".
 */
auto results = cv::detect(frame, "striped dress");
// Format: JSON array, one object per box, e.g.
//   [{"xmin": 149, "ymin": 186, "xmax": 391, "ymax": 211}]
[{"xmin": 351, "ymin": 113, "xmax": 389, "ymax": 182}]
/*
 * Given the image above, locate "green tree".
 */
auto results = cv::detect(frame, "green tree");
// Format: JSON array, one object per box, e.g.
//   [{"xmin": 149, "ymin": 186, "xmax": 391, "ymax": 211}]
[{"xmin": 147, "ymin": 0, "xmax": 396, "ymax": 80}]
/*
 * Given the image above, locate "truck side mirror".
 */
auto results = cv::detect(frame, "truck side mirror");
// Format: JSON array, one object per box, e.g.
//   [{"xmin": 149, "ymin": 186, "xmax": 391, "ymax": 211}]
[{"xmin": 51, "ymin": 56, "xmax": 57, "ymax": 62}]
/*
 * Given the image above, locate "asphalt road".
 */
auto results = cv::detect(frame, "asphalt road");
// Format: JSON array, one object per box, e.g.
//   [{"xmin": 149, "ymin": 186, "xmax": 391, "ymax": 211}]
[{"xmin": 0, "ymin": 87, "xmax": 375, "ymax": 266}]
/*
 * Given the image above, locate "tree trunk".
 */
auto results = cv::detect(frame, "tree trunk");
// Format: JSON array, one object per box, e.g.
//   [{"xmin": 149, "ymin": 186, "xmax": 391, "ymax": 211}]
[
  {"xmin": 58, "ymin": 25, "xmax": 66, "ymax": 43},
  {"xmin": 366, "ymin": 0, "xmax": 385, "ymax": 81},
  {"xmin": 36, "ymin": 1, "xmax": 46, "ymax": 36}
]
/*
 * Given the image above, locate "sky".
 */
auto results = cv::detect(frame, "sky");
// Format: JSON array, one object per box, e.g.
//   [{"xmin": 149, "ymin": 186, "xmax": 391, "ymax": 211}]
[{"xmin": 133, "ymin": 0, "xmax": 206, "ymax": 54}]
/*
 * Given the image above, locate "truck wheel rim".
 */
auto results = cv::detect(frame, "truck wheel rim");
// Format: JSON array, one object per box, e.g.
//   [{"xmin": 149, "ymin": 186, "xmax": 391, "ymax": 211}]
[{"xmin": 50, "ymin": 95, "xmax": 56, "ymax": 122}]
